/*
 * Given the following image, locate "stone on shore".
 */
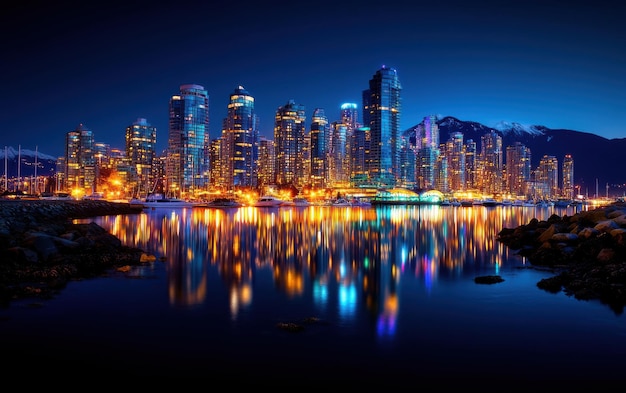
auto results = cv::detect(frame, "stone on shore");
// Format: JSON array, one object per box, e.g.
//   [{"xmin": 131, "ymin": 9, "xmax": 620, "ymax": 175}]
[
  {"xmin": 0, "ymin": 199, "xmax": 147, "ymax": 305},
  {"xmin": 497, "ymin": 201, "xmax": 626, "ymax": 314}
]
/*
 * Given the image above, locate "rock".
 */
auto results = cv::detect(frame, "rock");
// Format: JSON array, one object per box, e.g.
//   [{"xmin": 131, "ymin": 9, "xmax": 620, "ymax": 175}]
[
  {"xmin": 0, "ymin": 199, "xmax": 148, "ymax": 305},
  {"xmin": 474, "ymin": 275, "xmax": 504, "ymax": 284},
  {"xmin": 497, "ymin": 201, "xmax": 626, "ymax": 314}
]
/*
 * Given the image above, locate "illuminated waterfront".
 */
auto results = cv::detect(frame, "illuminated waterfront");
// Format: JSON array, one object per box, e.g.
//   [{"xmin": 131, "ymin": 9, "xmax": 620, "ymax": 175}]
[{"xmin": 2, "ymin": 203, "xmax": 625, "ymax": 386}]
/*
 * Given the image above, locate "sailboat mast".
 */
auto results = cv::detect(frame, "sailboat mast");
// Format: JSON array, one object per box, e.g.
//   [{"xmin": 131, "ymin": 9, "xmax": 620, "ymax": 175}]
[
  {"xmin": 3, "ymin": 146, "xmax": 7, "ymax": 191},
  {"xmin": 34, "ymin": 145, "xmax": 38, "ymax": 195},
  {"xmin": 17, "ymin": 144, "xmax": 21, "ymax": 192}
]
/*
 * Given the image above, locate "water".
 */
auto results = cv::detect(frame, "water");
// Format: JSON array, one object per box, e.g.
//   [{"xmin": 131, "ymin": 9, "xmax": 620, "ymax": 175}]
[{"xmin": 2, "ymin": 203, "xmax": 625, "ymax": 386}]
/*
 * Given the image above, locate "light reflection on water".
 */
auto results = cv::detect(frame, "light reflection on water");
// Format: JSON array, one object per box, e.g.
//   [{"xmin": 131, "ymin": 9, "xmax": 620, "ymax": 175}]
[
  {"xmin": 5, "ymin": 202, "xmax": 623, "ymax": 383},
  {"xmin": 86, "ymin": 204, "xmax": 582, "ymax": 322}
]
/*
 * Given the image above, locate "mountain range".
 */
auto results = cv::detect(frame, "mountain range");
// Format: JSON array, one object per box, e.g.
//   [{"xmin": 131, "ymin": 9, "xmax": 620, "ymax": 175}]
[{"xmin": 1, "ymin": 117, "xmax": 624, "ymax": 196}]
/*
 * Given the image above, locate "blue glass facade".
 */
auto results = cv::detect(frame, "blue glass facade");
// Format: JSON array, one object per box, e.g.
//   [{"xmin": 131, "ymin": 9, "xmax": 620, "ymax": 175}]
[
  {"xmin": 167, "ymin": 84, "xmax": 209, "ymax": 197},
  {"xmin": 222, "ymin": 86, "xmax": 258, "ymax": 189},
  {"xmin": 363, "ymin": 66, "xmax": 401, "ymax": 188}
]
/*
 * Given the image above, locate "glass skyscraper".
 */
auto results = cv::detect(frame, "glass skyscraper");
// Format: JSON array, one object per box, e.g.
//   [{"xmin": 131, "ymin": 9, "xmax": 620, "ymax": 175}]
[
  {"xmin": 65, "ymin": 123, "xmax": 95, "ymax": 194},
  {"xmin": 309, "ymin": 108, "xmax": 329, "ymax": 189},
  {"xmin": 166, "ymin": 84, "xmax": 209, "ymax": 197},
  {"xmin": 274, "ymin": 99, "xmax": 306, "ymax": 187},
  {"xmin": 362, "ymin": 65, "xmax": 401, "ymax": 188},
  {"xmin": 125, "ymin": 117, "xmax": 156, "ymax": 197},
  {"xmin": 221, "ymin": 86, "xmax": 258, "ymax": 189}
]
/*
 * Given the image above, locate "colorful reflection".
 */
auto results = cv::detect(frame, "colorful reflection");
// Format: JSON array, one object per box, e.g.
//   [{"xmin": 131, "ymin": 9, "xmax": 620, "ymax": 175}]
[{"xmin": 83, "ymin": 204, "xmax": 579, "ymax": 338}]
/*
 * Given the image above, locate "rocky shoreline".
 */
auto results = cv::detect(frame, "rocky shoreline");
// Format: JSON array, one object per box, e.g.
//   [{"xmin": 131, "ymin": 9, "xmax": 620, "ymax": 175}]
[
  {"xmin": 497, "ymin": 201, "xmax": 626, "ymax": 314},
  {"xmin": 0, "ymin": 199, "xmax": 148, "ymax": 306}
]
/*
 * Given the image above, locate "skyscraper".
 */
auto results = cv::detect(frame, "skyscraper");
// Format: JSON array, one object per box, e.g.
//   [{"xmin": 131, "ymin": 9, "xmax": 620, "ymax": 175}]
[
  {"xmin": 362, "ymin": 65, "xmax": 402, "ymax": 188},
  {"xmin": 274, "ymin": 99, "xmax": 306, "ymax": 187},
  {"xmin": 166, "ymin": 84, "xmax": 209, "ymax": 197},
  {"xmin": 562, "ymin": 154, "xmax": 575, "ymax": 198},
  {"xmin": 309, "ymin": 108, "xmax": 329, "ymax": 189},
  {"xmin": 220, "ymin": 86, "xmax": 258, "ymax": 190},
  {"xmin": 125, "ymin": 117, "xmax": 156, "ymax": 197},
  {"xmin": 65, "ymin": 123, "xmax": 95, "ymax": 195}
]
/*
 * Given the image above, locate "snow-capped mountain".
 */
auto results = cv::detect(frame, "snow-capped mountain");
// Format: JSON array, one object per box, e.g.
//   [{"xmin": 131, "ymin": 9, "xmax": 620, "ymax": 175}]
[{"xmin": 0, "ymin": 146, "xmax": 58, "ymax": 178}]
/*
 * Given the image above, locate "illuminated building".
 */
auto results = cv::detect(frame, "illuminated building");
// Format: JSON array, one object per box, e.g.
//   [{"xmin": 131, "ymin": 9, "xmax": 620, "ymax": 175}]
[
  {"xmin": 309, "ymin": 108, "xmax": 329, "ymax": 189},
  {"xmin": 479, "ymin": 130, "xmax": 503, "ymax": 194},
  {"xmin": 362, "ymin": 65, "xmax": 402, "ymax": 188},
  {"xmin": 257, "ymin": 136, "xmax": 275, "ymax": 190},
  {"xmin": 274, "ymin": 99, "xmax": 306, "ymax": 187},
  {"xmin": 220, "ymin": 86, "xmax": 258, "ymax": 190},
  {"xmin": 64, "ymin": 123, "xmax": 95, "ymax": 195},
  {"xmin": 166, "ymin": 84, "xmax": 210, "ymax": 198},
  {"xmin": 125, "ymin": 117, "xmax": 156, "ymax": 197},
  {"xmin": 505, "ymin": 142, "xmax": 531, "ymax": 197},
  {"xmin": 562, "ymin": 154, "xmax": 575, "ymax": 198}
]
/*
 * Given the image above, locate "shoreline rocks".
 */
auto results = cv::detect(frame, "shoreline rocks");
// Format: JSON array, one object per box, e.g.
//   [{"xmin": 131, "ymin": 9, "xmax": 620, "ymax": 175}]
[
  {"xmin": 0, "ymin": 199, "xmax": 146, "ymax": 306},
  {"xmin": 497, "ymin": 202, "xmax": 626, "ymax": 314}
]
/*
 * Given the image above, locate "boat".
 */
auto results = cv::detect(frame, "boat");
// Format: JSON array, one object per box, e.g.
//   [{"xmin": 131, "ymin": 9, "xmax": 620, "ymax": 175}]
[
  {"xmin": 141, "ymin": 193, "xmax": 195, "ymax": 209},
  {"xmin": 481, "ymin": 198, "xmax": 499, "ymax": 207},
  {"xmin": 204, "ymin": 198, "xmax": 243, "ymax": 209},
  {"xmin": 331, "ymin": 198, "xmax": 352, "ymax": 207},
  {"xmin": 253, "ymin": 195, "xmax": 284, "ymax": 207},
  {"xmin": 291, "ymin": 197, "xmax": 311, "ymax": 207}
]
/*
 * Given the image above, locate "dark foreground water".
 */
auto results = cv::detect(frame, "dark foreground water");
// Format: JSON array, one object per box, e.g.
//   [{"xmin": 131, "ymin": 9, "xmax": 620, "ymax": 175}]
[{"xmin": 2, "ymin": 203, "xmax": 625, "ymax": 387}]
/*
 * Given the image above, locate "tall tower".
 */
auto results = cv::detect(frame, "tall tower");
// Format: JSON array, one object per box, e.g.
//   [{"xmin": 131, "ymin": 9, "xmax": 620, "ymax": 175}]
[
  {"xmin": 362, "ymin": 65, "xmax": 402, "ymax": 188},
  {"xmin": 125, "ymin": 117, "xmax": 156, "ymax": 197},
  {"xmin": 480, "ymin": 130, "xmax": 503, "ymax": 194},
  {"xmin": 562, "ymin": 154, "xmax": 574, "ymax": 198},
  {"xmin": 309, "ymin": 108, "xmax": 329, "ymax": 189},
  {"xmin": 65, "ymin": 123, "xmax": 95, "ymax": 195},
  {"xmin": 538, "ymin": 155, "xmax": 559, "ymax": 198},
  {"xmin": 505, "ymin": 142, "xmax": 531, "ymax": 197},
  {"xmin": 257, "ymin": 136, "xmax": 275, "ymax": 190},
  {"xmin": 221, "ymin": 86, "xmax": 258, "ymax": 190},
  {"xmin": 166, "ymin": 84, "xmax": 210, "ymax": 197},
  {"xmin": 274, "ymin": 99, "xmax": 306, "ymax": 187}
]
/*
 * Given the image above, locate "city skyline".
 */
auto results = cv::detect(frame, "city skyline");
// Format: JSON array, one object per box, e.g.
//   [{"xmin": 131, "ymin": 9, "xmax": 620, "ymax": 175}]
[{"xmin": 3, "ymin": 1, "xmax": 625, "ymax": 158}]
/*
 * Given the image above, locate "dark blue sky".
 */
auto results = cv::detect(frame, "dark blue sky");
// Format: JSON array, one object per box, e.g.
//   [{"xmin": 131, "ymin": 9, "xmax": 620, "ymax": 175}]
[{"xmin": 2, "ymin": 1, "xmax": 625, "ymax": 158}]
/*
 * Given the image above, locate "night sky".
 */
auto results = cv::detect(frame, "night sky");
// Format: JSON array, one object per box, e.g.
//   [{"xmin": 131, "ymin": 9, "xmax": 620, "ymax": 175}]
[{"xmin": 2, "ymin": 0, "xmax": 625, "ymax": 158}]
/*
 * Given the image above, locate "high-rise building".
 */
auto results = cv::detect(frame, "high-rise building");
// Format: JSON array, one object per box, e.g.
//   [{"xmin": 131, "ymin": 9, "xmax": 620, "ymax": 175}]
[
  {"xmin": 274, "ymin": 99, "xmax": 306, "ymax": 187},
  {"xmin": 445, "ymin": 131, "xmax": 466, "ymax": 192},
  {"xmin": 125, "ymin": 117, "xmax": 156, "ymax": 197},
  {"xmin": 562, "ymin": 154, "xmax": 575, "ymax": 198},
  {"xmin": 362, "ymin": 65, "xmax": 402, "ymax": 188},
  {"xmin": 309, "ymin": 108, "xmax": 329, "ymax": 189},
  {"xmin": 537, "ymin": 155, "xmax": 559, "ymax": 198},
  {"xmin": 464, "ymin": 139, "xmax": 477, "ymax": 190},
  {"xmin": 350, "ymin": 126, "xmax": 371, "ymax": 188},
  {"xmin": 328, "ymin": 121, "xmax": 349, "ymax": 187},
  {"xmin": 220, "ymin": 86, "xmax": 258, "ymax": 190},
  {"xmin": 340, "ymin": 103, "xmax": 359, "ymax": 182},
  {"xmin": 479, "ymin": 131, "xmax": 503, "ymax": 194},
  {"xmin": 166, "ymin": 84, "xmax": 210, "ymax": 198},
  {"xmin": 505, "ymin": 142, "xmax": 531, "ymax": 197},
  {"xmin": 414, "ymin": 115, "xmax": 440, "ymax": 190},
  {"xmin": 257, "ymin": 136, "xmax": 276, "ymax": 190},
  {"xmin": 65, "ymin": 123, "xmax": 95, "ymax": 195}
]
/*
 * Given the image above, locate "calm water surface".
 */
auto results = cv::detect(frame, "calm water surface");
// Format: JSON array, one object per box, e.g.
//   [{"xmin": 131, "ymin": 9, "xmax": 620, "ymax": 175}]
[{"xmin": 2, "ymin": 203, "xmax": 625, "ymax": 386}]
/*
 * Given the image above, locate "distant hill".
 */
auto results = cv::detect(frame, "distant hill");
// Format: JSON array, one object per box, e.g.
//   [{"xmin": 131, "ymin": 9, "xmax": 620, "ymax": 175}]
[{"xmin": 419, "ymin": 116, "xmax": 625, "ymax": 195}]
